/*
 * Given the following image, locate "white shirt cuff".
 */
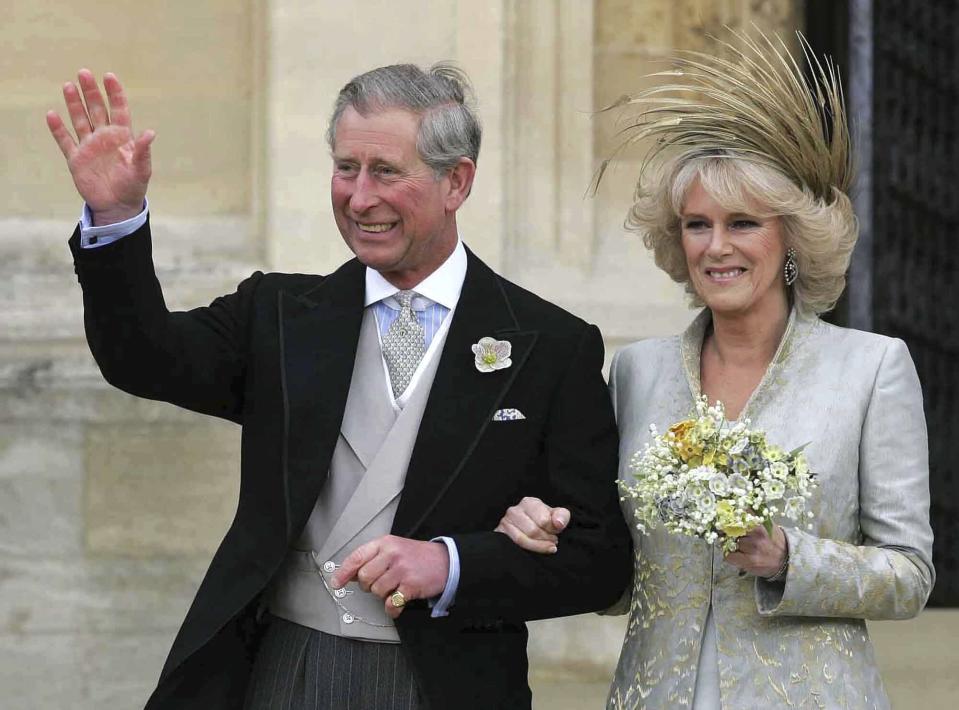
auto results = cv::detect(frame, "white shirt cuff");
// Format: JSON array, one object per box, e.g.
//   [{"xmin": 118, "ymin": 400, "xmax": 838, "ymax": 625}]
[
  {"xmin": 79, "ymin": 200, "xmax": 149, "ymax": 248},
  {"xmin": 429, "ymin": 536, "xmax": 459, "ymax": 618}
]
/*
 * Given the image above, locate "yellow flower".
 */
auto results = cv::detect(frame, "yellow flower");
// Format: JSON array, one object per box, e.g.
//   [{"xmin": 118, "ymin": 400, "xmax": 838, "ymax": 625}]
[
  {"xmin": 715, "ymin": 501, "xmax": 749, "ymax": 538},
  {"xmin": 678, "ymin": 441, "xmax": 702, "ymax": 462},
  {"xmin": 669, "ymin": 420, "xmax": 696, "ymax": 442},
  {"xmin": 701, "ymin": 448, "xmax": 729, "ymax": 468}
]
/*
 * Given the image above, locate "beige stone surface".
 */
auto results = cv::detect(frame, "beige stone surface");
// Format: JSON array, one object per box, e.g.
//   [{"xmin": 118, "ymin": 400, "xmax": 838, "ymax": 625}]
[
  {"xmin": 85, "ymin": 421, "xmax": 240, "ymax": 555},
  {"xmin": 3, "ymin": 0, "xmax": 254, "ymax": 220},
  {"xmin": 0, "ymin": 423, "xmax": 85, "ymax": 559},
  {"xmin": 0, "ymin": 555, "xmax": 207, "ymax": 634},
  {"xmin": 0, "ymin": 632, "xmax": 169, "ymax": 709}
]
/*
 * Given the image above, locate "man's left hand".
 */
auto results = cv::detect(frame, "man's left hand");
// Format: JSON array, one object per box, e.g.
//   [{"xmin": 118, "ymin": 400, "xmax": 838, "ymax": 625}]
[{"xmin": 330, "ymin": 535, "xmax": 450, "ymax": 619}]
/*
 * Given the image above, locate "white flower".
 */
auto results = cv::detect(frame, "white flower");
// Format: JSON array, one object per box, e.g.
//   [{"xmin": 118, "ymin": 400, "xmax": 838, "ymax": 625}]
[
  {"xmin": 728, "ymin": 436, "xmax": 748, "ymax": 455},
  {"xmin": 686, "ymin": 480, "xmax": 708, "ymax": 500},
  {"xmin": 794, "ymin": 455, "xmax": 809, "ymax": 476},
  {"xmin": 695, "ymin": 491, "xmax": 717, "ymax": 514},
  {"xmin": 770, "ymin": 462, "xmax": 789, "ymax": 479},
  {"xmin": 708, "ymin": 472, "xmax": 729, "ymax": 496},
  {"xmin": 784, "ymin": 496, "xmax": 807, "ymax": 519},
  {"xmin": 728, "ymin": 473, "xmax": 749, "ymax": 494},
  {"xmin": 762, "ymin": 479, "xmax": 786, "ymax": 500},
  {"xmin": 471, "ymin": 337, "xmax": 512, "ymax": 373}
]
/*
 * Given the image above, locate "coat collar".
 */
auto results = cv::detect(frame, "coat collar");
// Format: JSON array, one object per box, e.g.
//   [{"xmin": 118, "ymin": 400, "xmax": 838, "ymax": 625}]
[{"xmin": 679, "ymin": 306, "xmax": 817, "ymax": 422}]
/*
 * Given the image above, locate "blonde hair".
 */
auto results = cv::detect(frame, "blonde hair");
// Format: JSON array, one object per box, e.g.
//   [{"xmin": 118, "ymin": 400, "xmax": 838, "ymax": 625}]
[{"xmin": 629, "ymin": 154, "xmax": 858, "ymax": 315}]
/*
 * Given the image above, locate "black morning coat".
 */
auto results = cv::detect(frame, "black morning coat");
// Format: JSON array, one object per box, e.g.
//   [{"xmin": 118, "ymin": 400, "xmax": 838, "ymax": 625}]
[{"xmin": 70, "ymin": 219, "xmax": 632, "ymax": 709}]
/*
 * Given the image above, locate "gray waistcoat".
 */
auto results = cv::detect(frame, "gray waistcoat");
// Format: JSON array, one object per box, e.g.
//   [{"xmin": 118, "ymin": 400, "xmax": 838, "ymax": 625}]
[{"xmin": 268, "ymin": 307, "xmax": 447, "ymax": 643}]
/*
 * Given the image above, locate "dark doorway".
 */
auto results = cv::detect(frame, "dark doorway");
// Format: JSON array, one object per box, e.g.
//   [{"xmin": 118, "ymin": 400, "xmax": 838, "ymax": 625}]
[{"xmin": 807, "ymin": 0, "xmax": 959, "ymax": 606}]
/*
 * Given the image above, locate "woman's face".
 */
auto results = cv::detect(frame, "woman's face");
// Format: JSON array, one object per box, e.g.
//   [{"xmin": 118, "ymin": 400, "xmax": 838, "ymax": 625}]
[{"xmin": 680, "ymin": 178, "xmax": 788, "ymax": 319}]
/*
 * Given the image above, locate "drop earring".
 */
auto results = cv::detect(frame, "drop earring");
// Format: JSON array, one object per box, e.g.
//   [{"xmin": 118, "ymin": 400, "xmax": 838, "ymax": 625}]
[{"xmin": 784, "ymin": 247, "xmax": 798, "ymax": 286}]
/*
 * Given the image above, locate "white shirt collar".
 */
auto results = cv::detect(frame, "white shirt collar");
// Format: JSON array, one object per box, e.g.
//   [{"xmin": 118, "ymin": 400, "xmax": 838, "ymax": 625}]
[{"xmin": 363, "ymin": 238, "xmax": 467, "ymax": 310}]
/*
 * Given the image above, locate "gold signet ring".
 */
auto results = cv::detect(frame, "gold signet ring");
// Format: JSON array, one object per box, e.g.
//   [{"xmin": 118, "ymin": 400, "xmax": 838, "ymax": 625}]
[{"xmin": 390, "ymin": 590, "xmax": 407, "ymax": 608}]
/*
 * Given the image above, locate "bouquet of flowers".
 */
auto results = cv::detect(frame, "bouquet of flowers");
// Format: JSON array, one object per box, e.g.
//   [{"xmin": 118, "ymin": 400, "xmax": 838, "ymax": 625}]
[{"xmin": 620, "ymin": 396, "xmax": 816, "ymax": 552}]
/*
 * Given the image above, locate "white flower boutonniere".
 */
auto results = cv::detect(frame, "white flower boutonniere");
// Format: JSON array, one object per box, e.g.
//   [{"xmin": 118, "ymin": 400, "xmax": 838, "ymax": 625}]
[{"xmin": 472, "ymin": 337, "xmax": 512, "ymax": 373}]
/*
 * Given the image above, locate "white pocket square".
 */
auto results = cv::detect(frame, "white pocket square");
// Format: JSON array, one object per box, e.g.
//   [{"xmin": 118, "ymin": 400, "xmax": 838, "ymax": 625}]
[{"xmin": 492, "ymin": 408, "xmax": 526, "ymax": 421}]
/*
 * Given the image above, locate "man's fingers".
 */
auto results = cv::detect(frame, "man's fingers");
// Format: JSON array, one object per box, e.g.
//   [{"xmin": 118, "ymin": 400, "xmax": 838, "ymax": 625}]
[
  {"xmin": 331, "ymin": 540, "xmax": 380, "ymax": 588},
  {"xmin": 385, "ymin": 586, "xmax": 410, "ymax": 620},
  {"xmin": 45, "ymin": 111, "xmax": 77, "ymax": 160},
  {"xmin": 369, "ymin": 567, "xmax": 402, "ymax": 599},
  {"xmin": 355, "ymin": 553, "xmax": 392, "ymax": 593},
  {"xmin": 133, "ymin": 130, "xmax": 155, "ymax": 179},
  {"xmin": 103, "ymin": 73, "xmax": 131, "ymax": 128},
  {"xmin": 62, "ymin": 82, "xmax": 92, "ymax": 140},
  {"xmin": 77, "ymin": 69, "xmax": 109, "ymax": 129}
]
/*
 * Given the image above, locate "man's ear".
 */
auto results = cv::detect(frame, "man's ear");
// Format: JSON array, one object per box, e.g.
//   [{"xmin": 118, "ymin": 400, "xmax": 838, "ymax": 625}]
[{"xmin": 444, "ymin": 157, "xmax": 477, "ymax": 212}]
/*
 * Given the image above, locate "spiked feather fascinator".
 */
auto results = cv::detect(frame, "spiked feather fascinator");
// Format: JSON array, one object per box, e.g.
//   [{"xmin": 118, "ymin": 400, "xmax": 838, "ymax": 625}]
[{"xmin": 598, "ymin": 28, "xmax": 853, "ymax": 203}]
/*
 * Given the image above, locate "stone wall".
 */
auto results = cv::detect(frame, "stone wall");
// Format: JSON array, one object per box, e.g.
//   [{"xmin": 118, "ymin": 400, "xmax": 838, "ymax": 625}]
[{"xmin": 2, "ymin": 1, "xmax": 955, "ymax": 707}]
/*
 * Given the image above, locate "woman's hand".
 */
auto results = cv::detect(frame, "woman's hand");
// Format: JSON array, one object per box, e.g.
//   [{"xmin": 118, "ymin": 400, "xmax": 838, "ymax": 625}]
[
  {"xmin": 46, "ymin": 69, "xmax": 155, "ymax": 225},
  {"xmin": 724, "ymin": 524, "xmax": 788, "ymax": 579},
  {"xmin": 494, "ymin": 497, "xmax": 570, "ymax": 554}
]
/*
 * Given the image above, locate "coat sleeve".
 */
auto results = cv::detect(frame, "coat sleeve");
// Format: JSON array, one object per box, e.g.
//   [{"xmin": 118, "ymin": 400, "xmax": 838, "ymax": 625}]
[
  {"xmin": 597, "ymin": 347, "xmax": 633, "ymax": 617},
  {"xmin": 450, "ymin": 324, "xmax": 633, "ymax": 622},
  {"xmin": 70, "ymin": 219, "xmax": 261, "ymax": 423},
  {"xmin": 756, "ymin": 337, "xmax": 935, "ymax": 619}
]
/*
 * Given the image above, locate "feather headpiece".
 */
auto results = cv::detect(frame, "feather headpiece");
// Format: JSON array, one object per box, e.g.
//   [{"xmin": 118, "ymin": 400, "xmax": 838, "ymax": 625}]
[{"xmin": 597, "ymin": 28, "xmax": 853, "ymax": 202}]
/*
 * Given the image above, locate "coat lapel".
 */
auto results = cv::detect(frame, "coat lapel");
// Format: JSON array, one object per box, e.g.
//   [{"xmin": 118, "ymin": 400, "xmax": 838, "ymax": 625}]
[
  {"xmin": 279, "ymin": 258, "xmax": 366, "ymax": 542},
  {"xmin": 392, "ymin": 250, "xmax": 537, "ymax": 536}
]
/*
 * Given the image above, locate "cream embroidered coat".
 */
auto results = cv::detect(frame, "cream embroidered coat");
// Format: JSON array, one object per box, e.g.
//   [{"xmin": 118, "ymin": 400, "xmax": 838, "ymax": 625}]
[{"xmin": 606, "ymin": 310, "xmax": 935, "ymax": 710}]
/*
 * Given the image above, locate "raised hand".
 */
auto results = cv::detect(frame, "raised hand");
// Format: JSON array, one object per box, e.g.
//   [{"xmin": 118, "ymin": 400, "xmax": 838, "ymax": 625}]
[
  {"xmin": 495, "ymin": 496, "xmax": 570, "ymax": 554},
  {"xmin": 46, "ymin": 69, "xmax": 155, "ymax": 226}
]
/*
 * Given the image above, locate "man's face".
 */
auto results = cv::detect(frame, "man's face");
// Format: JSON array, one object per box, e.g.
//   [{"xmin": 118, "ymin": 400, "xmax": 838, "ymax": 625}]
[{"xmin": 331, "ymin": 106, "xmax": 459, "ymax": 289}]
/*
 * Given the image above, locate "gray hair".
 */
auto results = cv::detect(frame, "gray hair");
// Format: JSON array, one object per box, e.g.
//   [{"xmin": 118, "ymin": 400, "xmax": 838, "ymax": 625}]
[
  {"xmin": 326, "ymin": 62, "xmax": 481, "ymax": 177},
  {"xmin": 629, "ymin": 154, "xmax": 858, "ymax": 316}
]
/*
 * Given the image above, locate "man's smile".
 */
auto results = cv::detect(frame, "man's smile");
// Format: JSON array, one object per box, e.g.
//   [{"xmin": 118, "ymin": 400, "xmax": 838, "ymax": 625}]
[{"xmin": 356, "ymin": 222, "xmax": 398, "ymax": 233}]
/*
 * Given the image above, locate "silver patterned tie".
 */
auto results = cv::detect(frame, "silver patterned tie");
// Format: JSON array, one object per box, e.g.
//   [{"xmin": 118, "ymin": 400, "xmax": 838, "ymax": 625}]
[{"xmin": 382, "ymin": 290, "xmax": 427, "ymax": 399}]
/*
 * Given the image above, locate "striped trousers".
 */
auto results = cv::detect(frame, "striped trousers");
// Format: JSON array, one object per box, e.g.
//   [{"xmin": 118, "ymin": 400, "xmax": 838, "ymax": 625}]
[{"xmin": 244, "ymin": 615, "xmax": 424, "ymax": 710}]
